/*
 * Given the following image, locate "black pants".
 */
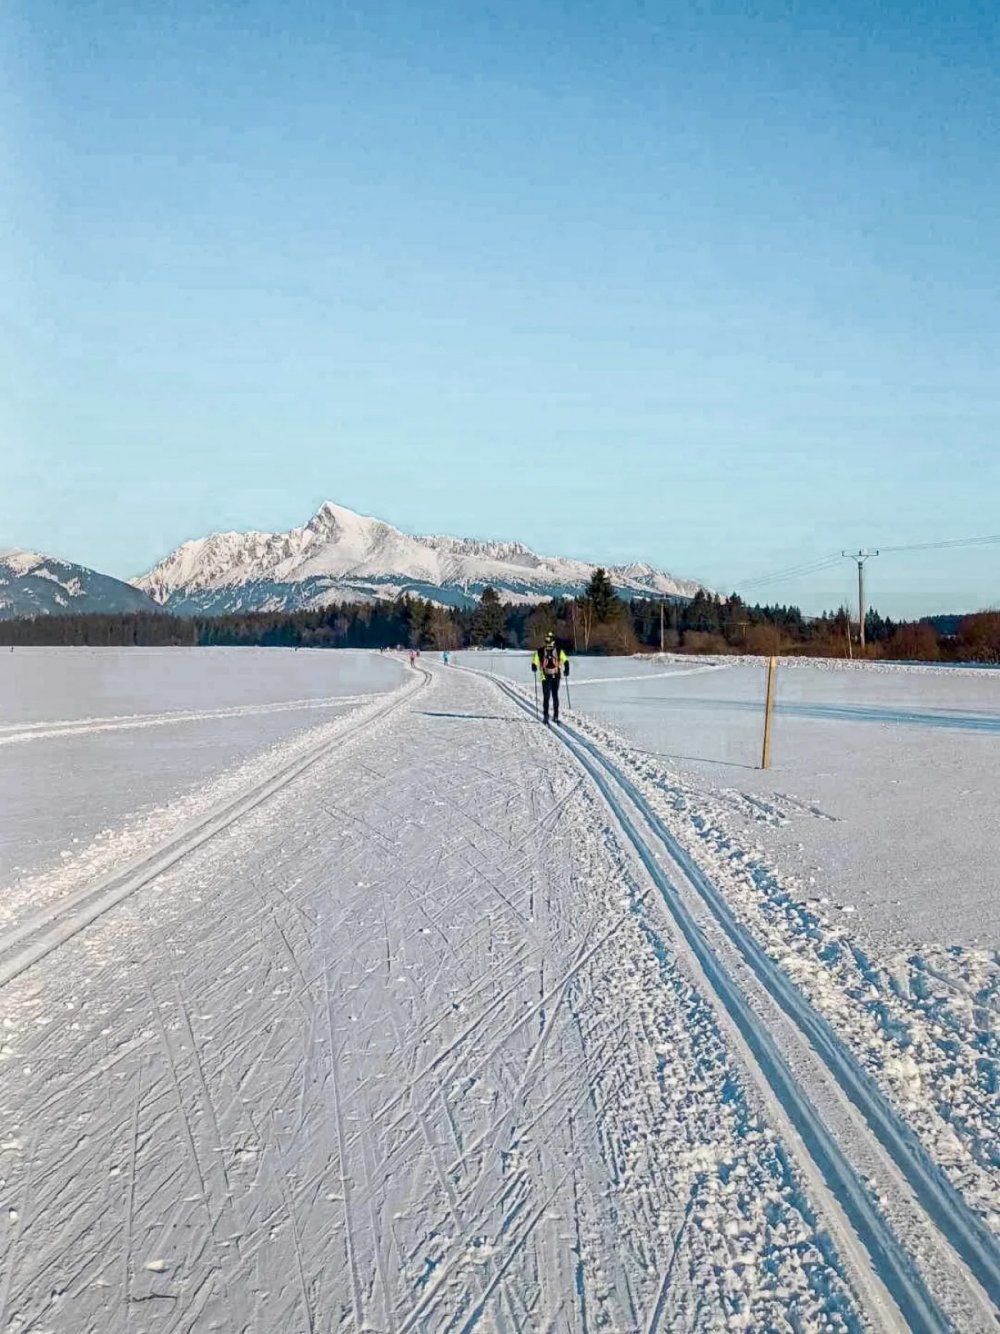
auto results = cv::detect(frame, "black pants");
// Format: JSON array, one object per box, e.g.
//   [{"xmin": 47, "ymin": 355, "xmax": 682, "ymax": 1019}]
[{"xmin": 541, "ymin": 675, "xmax": 561, "ymax": 720}]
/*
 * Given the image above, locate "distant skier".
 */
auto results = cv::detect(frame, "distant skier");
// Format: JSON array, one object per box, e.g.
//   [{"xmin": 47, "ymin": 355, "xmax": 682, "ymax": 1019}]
[
  {"xmin": 409, "ymin": 649, "xmax": 417, "ymax": 667},
  {"xmin": 532, "ymin": 632, "xmax": 569, "ymax": 724},
  {"xmin": 442, "ymin": 649, "xmax": 451, "ymax": 666}
]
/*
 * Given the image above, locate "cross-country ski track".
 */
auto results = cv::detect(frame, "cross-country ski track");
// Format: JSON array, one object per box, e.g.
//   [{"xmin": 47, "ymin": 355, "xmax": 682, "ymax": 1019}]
[
  {"xmin": 0, "ymin": 696, "xmax": 378, "ymax": 749},
  {"xmin": 0, "ymin": 660, "xmax": 997, "ymax": 1332}
]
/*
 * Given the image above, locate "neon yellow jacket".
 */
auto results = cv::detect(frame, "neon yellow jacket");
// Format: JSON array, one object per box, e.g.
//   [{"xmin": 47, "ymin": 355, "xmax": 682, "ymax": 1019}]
[{"xmin": 532, "ymin": 646, "xmax": 569, "ymax": 678}]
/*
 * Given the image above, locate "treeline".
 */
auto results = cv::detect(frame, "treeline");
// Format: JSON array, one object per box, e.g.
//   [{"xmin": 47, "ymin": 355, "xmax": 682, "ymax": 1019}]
[
  {"xmin": 0, "ymin": 611, "xmax": 198, "ymax": 647},
  {"xmin": 645, "ymin": 597, "xmax": 1000, "ymax": 663},
  {"xmin": 1, "ymin": 570, "xmax": 997, "ymax": 663}
]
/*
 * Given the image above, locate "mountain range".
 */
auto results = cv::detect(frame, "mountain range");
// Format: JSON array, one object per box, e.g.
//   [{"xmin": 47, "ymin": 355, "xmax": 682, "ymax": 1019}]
[
  {"xmin": 2, "ymin": 502, "xmax": 708, "ymax": 620},
  {"xmin": 0, "ymin": 549, "xmax": 160, "ymax": 620},
  {"xmin": 134, "ymin": 502, "xmax": 707, "ymax": 614}
]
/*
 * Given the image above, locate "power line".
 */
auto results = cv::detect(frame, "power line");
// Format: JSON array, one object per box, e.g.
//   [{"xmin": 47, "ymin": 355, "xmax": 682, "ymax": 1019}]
[
  {"xmin": 739, "ymin": 553, "xmax": 843, "ymax": 591},
  {"xmin": 878, "ymin": 534, "xmax": 1000, "ymax": 554},
  {"xmin": 738, "ymin": 532, "xmax": 1000, "ymax": 593}
]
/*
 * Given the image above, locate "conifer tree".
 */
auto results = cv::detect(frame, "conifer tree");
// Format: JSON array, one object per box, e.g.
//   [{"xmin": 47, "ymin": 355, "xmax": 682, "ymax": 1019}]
[{"xmin": 472, "ymin": 587, "xmax": 508, "ymax": 647}]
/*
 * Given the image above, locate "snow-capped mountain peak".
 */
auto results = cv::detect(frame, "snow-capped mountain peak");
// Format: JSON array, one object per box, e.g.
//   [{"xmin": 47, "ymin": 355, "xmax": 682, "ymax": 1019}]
[{"xmin": 135, "ymin": 502, "xmax": 708, "ymax": 616}]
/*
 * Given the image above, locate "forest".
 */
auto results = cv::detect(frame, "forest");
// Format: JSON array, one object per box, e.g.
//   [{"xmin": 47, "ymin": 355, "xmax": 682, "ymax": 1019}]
[{"xmin": 1, "ymin": 569, "xmax": 997, "ymax": 663}]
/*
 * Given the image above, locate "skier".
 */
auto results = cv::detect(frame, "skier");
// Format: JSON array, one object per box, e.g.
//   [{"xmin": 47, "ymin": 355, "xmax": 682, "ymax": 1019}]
[
  {"xmin": 442, "ymin": 649, "xmax": 450, "ymax": 666},
  {"xmin": 531, "ymin": 632, "xmax": 569, "ymax": 724},
  {"xmin": 409, "ymin": 649, "xmax": 417, "ymax": 667}
]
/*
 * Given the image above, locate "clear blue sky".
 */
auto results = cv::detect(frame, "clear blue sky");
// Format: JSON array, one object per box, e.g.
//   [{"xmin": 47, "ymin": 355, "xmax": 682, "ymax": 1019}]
[{"xmin": 3, "ymin": 0, "xmax": 998, "ymax": 617}]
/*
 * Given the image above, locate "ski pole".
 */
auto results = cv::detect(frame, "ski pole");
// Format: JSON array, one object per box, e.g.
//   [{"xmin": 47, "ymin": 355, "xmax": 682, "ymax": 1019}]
[
  {"xmin": 534, "ymin": 676, "xmax": 539, "ymax": 718},
  {"xmin": 565, "ymin": 674, "xmax": 572, "ymax": 710}
]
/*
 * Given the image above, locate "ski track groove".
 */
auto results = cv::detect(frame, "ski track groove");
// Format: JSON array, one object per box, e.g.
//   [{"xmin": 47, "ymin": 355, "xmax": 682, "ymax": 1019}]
[
  {"xmin": 356, "ymin": 1049, "xmax": 400, "ymax": 1334},
  {"xmin": 168, "ymin": 970, "xmax": 240, "ymax": 1232},
  {"xmin": 144, "ymin": 970, "xmax": 231, "ymax": 1322},
  {"xmin": 272, "ymin": 1153, "xmax": 316, "ymax": 1334},
  {"xmin": 449, "ymin": 1168, "xmax": 577, "ymax": 1334},
  {"xmin": 122, "ymin": 1064, "xmax": 142, "ymax": 1321},
  {"xmin": 0, "ymin": 1137, "xmax": 35, "ymax": 1332},
  {"xmin": 0, "ymin": 694, "xmax": 374, "ymax": 746},
  {"xmin": 323, "ymin": 962, "xmax": 367, "ymax": 1331},
  {"xmin": 644, "ymin": 1188, "xmax": 697, "ymax": 1334}
]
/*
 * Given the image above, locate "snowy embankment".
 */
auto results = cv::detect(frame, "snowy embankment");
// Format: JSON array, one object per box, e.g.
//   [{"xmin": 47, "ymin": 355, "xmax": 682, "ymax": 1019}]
[{"xmin": 644, "ymin": 651, "xmax": 1000, "ymax": 676}]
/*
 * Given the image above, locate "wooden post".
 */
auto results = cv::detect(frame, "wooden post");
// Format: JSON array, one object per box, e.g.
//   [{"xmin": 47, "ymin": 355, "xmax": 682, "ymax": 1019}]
[
  {"xmin": 761, "ymin": 655, "xmax": 777, "ymax": 770},
  {"xmin": 660, "ymin": 601, "xmax": 665, "ymax": 653}
]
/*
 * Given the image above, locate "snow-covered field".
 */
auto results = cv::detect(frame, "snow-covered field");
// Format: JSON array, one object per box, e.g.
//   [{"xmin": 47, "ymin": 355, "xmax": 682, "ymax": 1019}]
[
  {"xmin": 0, "ymin": 648, "xmax": 405, "ymax": 883},
  {"xmin": 454, "ymin": 651, "xmax": 1000, "ymax": 946},
  {"xmin": 1, "ymin": 649, "xmax": 998, "ymax": 1331}
]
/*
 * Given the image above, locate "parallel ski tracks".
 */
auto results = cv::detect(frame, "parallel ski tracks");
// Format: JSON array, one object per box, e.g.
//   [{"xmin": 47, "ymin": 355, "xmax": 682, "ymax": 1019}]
[
  {"xmin": 487, "ymin": 672, "xmax": 1000, "ymax": 1333},
  {"xmin": 0, "ymin": 694, "xmax": 375, "ymax": 747},
  {"xmin": 0, "ymin": 669, "xmax": 428, "ymax": 992}
]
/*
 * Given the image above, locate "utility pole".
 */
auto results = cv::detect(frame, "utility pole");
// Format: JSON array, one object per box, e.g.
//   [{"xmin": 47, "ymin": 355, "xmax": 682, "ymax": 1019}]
[
  {"xmin": 659, "ymin": 601, "xmax": 665, "ymax": 653},
  {"xmin": 841, "ymin": 550, "xmax": 879, "ymax": 651},
  {"xmin": 761, "ymin": 656, "xmax": 778, "ymax": 769}
]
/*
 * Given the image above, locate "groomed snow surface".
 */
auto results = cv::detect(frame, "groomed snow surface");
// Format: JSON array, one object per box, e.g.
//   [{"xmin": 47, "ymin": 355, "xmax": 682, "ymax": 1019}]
[
  {"xmin": 0, "ymin": 648, "xmax": 406, "ymax": 885},
  {"xmin": 0, "ymin": 649, "xmax": 997, "ymax": 1332}
]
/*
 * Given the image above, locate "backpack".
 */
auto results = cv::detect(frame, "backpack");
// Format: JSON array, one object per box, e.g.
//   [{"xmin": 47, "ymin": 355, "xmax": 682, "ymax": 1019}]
[{"xmin": 541, "ymin": 645, "xmax": 560, "ymax": 676}]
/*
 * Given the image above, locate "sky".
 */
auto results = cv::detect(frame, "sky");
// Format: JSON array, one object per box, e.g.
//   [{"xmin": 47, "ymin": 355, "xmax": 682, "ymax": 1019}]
[{"xmin": 2, "ymin": 0, "xmax": 998, "ymax": 618}]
